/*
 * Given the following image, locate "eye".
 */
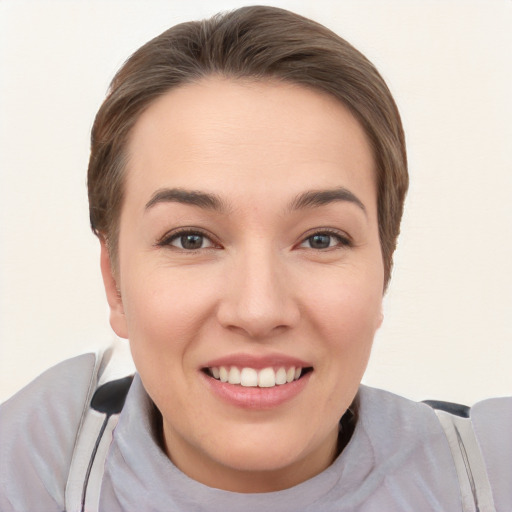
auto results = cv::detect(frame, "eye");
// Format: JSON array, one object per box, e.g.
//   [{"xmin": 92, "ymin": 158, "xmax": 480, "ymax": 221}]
[
  {"xmin": 299, "ymin": 231, "xmax": 351, "ymax": 250},
  {"xmin": 158, "ymin": 229, "xmax": 218, "ymax": 250}
]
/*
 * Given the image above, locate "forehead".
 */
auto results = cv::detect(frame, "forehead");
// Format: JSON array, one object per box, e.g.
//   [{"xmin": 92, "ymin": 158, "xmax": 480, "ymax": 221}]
[{"xmin": 124, "ymin": 77, "xmax": 376, "ymax": 212}]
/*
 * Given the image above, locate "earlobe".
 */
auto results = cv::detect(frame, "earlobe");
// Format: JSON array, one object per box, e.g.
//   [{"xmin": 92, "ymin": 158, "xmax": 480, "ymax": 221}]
[
  {"xmin": 100, "ymin": 240, "xmax": 129, "ymax": 339},
  {"xmin": 377, "ymin": 310, "xmax": 384, "ymax": 329}
]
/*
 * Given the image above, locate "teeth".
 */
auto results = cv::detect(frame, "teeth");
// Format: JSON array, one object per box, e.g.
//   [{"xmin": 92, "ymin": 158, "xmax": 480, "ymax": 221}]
[
  {"xmin": 228, "ymin": 367, "xmax": 241, "ymax": 384},
  {"xmin": 209, "ymin": 365, "xmax": 305, "ymax": 387},
  {"xmin": 258, "ymin": 367, "xmax": 275, "ymax": 388},
  {"xmin": 275, "ymin": 367, "xmax": 287, "ymax": 385},
  {"xmin": 240, "ymin": 368, "xmax": 258, "ymax": 387}
]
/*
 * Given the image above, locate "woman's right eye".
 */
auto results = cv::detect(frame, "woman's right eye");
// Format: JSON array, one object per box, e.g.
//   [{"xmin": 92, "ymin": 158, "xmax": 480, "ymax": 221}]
[{"xmin": 159, "ymin": 231, "xmax": 217, "ymax": 250}]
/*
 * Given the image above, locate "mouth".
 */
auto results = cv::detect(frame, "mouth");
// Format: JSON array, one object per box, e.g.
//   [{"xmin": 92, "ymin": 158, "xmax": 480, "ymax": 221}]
[{"xmin": 202, "ymin": 365, "xmax": 314, "ymax": 388}]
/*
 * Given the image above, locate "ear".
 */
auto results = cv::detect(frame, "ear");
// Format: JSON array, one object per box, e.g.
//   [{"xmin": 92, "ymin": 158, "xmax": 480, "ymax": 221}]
[
  {"xmin": 377, "ymin": 310, "xmax": 384, "ymax": 329},
  {"xmin": 100, "ymin": 239, "xmax": 129, "ymax": 339}
]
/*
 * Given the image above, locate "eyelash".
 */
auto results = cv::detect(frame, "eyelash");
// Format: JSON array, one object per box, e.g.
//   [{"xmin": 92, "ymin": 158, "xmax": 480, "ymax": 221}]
[
  {"xmin": 298, "ymin": 229, "xmax": 353, "ymax": 250},
  {"xmin": 156, "ymin": 228, "xmax": 352, "ymax": 252},
  {"xmin": 156, "ymin": 228, "xmax": 220, "ymax": 251}
]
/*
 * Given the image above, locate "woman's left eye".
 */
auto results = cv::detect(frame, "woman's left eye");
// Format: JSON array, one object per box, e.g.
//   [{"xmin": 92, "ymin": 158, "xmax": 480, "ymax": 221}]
[{"xmin": 299, "ymin": 232, "xmax": 351, "ymax": 250}]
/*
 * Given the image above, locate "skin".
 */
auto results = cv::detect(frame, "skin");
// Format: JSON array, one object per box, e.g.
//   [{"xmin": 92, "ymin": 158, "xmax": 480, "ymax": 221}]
[{"xmin": 101, "ymin": 78, "xmax": 384, "ymax": 492}]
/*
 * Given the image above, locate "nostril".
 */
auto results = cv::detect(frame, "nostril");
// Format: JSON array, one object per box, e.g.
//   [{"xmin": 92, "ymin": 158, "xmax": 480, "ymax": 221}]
[{"xmin": 215, "ymin": 274, "xmax": 300, "ymax": 338}]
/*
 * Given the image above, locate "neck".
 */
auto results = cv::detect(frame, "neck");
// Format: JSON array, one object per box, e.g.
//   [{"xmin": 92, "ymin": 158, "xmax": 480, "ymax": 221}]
[{"xmin": 151, "ymin": 403, "xmax": 356, "ymax": 493}]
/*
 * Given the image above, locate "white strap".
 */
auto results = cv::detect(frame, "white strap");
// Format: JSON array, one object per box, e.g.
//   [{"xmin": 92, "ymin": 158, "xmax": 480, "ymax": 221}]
[
  {"xmin": 65, "ymin": 348, "xmax": 105, "ymax": 512},
  {"xmin": 65, "ymin": 342, "xmax": 135, "ymax": 512},
  {"xmin": 434, "ymin": 410, "xmax": 496, "ymax": 512}
]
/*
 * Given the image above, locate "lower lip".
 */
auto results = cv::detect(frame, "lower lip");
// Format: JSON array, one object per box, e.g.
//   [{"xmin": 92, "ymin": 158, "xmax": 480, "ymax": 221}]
[{"xmin": 201, "ymin": 371, "xmax": 312, "ymax": 410}]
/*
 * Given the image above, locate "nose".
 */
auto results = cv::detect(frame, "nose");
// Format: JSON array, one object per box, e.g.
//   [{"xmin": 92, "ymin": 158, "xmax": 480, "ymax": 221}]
[{"xmin": 216, "ymin": 247, "xmax": 300, "ymax": 339}]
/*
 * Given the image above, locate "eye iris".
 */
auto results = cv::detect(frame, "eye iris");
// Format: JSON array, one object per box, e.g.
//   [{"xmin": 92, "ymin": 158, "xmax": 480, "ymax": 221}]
[
  {"xmin": 181, "ymin": 234, "xmax": 203, "ymax": 249},
  {"xmin": 310, "ymin": 234, "xmax": 331, "ymax": 249}
]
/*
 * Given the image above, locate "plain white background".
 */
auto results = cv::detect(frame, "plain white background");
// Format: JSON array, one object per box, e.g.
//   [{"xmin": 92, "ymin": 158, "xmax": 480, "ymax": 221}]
[{"xmin": 1, "ymin": 0, "xmax": 511, "ymax": 404}]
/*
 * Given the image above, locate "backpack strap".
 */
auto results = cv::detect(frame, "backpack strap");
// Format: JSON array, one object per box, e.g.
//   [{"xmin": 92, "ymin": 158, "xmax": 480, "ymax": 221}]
[
  {"xmin": 65, "ymin": 344, "xmax": 134, "ymax": 512},
  {"xmin": 425, "ymin": 401, "xmax": 496, "ymax": 512}
]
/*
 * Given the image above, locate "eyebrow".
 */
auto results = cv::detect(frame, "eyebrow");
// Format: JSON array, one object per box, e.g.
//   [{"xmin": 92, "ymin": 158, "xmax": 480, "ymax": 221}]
[
  {"xmin": 288, "ymin": 187, "xmax": 366, "ymax": 215},
  {"xmin": 145, "ymin": 186, "xmax": 366, "ymax": 215},
  {"xmin": 145, "ymin": 188, "xmax": 228, "ymax": 212}
]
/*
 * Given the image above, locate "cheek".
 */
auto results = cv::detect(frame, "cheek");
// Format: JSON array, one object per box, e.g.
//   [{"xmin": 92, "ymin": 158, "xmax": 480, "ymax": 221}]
[
  {"xmin": 121, "ymin": 270, "xmax": 217, "ymax": 406},
  {"xmin": 121, "ymin": 265, "xmax": 220, "ymax": 351},
  {"xmin": 312, "ymin": 279, "xmax": 381, "ymax": 405},
  {"xmin": 307, "ymin": 270, "xmax": 383, "ymax": 343}
]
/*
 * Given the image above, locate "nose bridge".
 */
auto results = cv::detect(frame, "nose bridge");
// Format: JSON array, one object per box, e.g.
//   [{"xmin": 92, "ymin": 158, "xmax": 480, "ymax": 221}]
[{"xmin": 218, "ymin": 242, "xmax": 299, "ymax": 338}]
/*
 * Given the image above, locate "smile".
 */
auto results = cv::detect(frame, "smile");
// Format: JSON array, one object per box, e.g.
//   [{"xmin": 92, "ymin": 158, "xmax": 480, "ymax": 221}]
[
  {"xmin": 201, "ymin": 355, "xmax": 314, "ymax": 408},
  {"xmin": 205, "ymin": 366, "xmax": 309, "ymax": 388}
]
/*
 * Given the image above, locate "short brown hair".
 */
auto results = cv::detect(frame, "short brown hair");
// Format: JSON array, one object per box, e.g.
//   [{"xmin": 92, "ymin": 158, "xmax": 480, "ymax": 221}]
[{"xmin": 88, "ymin": 5, "xmax": 408, "ymax": 287}]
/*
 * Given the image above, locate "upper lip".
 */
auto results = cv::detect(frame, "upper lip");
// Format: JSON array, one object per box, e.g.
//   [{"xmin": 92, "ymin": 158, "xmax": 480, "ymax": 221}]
[{"xmin": 202, "ymin": 353, "xmax": 313, "ymax": 370}]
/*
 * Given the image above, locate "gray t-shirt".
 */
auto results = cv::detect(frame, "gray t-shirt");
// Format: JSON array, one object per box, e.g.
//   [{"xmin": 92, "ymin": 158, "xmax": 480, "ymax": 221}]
[{"xmin": 1, "ymin": 353, "xmax": 511, "ymax": 511}]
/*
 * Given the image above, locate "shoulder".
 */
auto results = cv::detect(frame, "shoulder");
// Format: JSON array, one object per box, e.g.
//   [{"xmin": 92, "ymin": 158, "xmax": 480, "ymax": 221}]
[
  {"xmin": 356, "ymin": 385, "xmax": 441, "ymax": 437},
  {"xmin": 354, "ymin": 385, "xmax": 452, "ymax": 462},
  {"xmin": 342, "ymin": 386, "xmax": 462, "ymax": 508},
  {"xmin": 0, "ymin": 353, "xmax": 98, "ymax": 512},
  {"xmin": 472, "ymin": 395, "xmax": 512, "ymax": 431},
  {"xmin": 471, "ymin": 396, "xmax": 512, "ymax": 511},
  {"xmin": 354, "ymin": 386, "xmax": 458, "ymax": 472},
  {"xmin": 356, "ymin": 386, "xmax": 512, "ymax": 510}
]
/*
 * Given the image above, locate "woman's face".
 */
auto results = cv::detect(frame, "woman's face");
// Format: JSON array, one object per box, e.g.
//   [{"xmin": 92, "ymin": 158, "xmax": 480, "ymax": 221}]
[{"xmin": 102, "ymin": 78, "xmax": 384, "ymax": 492}]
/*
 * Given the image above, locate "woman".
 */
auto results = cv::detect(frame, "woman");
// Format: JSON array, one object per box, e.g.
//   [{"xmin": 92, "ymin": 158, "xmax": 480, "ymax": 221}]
[{"xmin": 1, "ymin": 6, "xmax": 510, "ymax": 512}]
